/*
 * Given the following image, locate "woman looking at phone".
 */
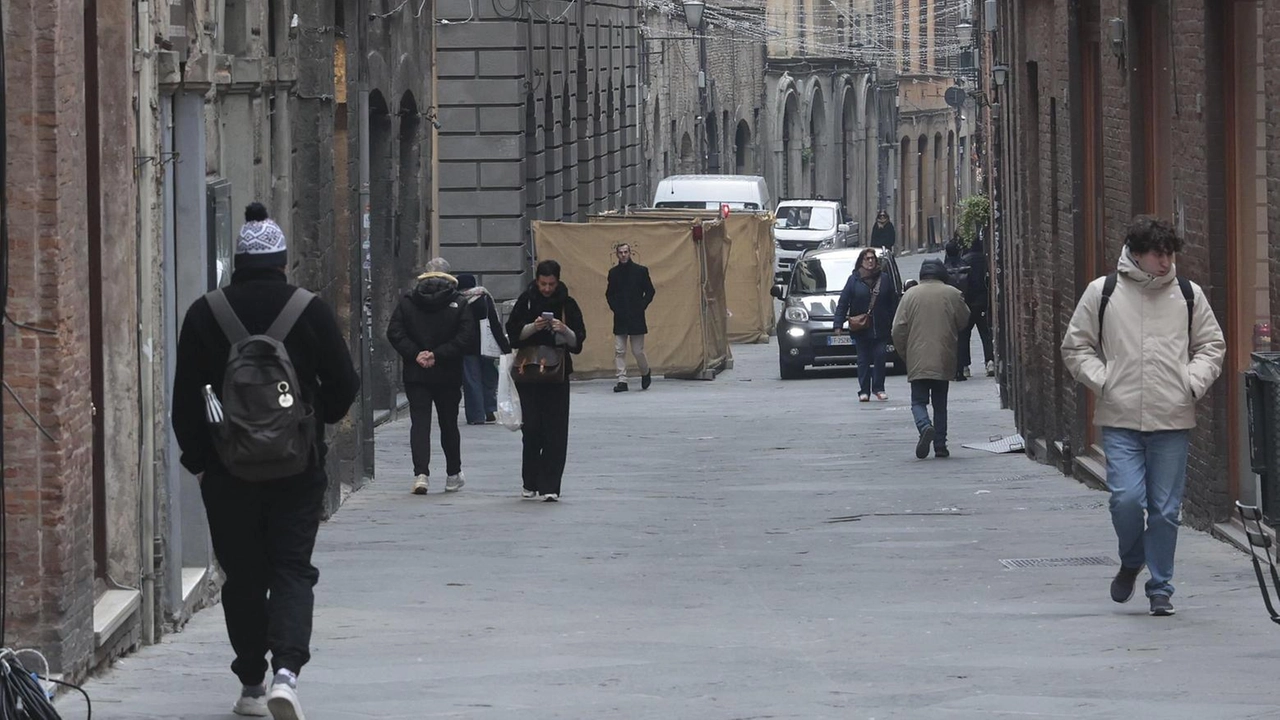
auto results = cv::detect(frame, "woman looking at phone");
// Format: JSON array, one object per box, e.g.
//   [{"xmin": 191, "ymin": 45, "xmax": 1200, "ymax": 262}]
[{"xmin": 505, "ymin": 259, "xmax": 587, "ymax": 501}]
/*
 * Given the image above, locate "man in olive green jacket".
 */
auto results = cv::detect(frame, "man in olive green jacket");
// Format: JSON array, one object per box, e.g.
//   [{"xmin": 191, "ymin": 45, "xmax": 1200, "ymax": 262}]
[
  {"xmin": 1062, "ymin": 216, "xmax": 1225, "ymax": 617},
  {"xmin": 892, "ymin": 259, "xmax": 969, "ymax": 460}
]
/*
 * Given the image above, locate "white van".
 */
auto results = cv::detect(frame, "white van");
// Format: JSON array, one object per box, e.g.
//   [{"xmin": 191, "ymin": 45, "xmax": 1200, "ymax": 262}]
[{"xmin": 652, "ymin": 174, "xmax": 772, "ymax": 211}]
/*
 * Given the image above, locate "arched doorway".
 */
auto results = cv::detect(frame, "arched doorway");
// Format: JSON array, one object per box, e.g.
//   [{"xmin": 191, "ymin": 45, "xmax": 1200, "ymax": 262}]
[
  {"xmin": 679, "ymin": 132, "xmax": 695, "ymax": 173},
  {"xmin": 808, "ymin": 88, "xmax": 827, "ymax": 197},
  {"xmin": 782, "ymin": 92, "xmax": 801, "ymax": 198},
  {"xmin": 397, "ymin": 91, "xmax": 422, "ymax": 276},
  {"xmin": 368, "ymin": 90, "xmax": 395, "ymax": 409},
  {"xmin": 916, "ymin": 135, "xmax": 927, "ymax": 250},
  {"xmin": 706, "ymin": 112, "xmax": 718, "ymax": 173},
  {"xmin": 735, "ymin": 119, "xmax": 751, "ymax": 174},
  {"xmin": 840, "ymin": 88, "xmax": 856, "ymax": 215},
  {"xmin": 899, "ymin": 135, "xmax": 911, "ymax": 243}
]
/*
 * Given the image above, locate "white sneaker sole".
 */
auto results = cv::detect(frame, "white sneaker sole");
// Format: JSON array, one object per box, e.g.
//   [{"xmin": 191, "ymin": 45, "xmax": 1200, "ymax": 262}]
[
  {"xmin": 445, "ymin": 479, "xmax": 465, "ymax": 492},
  {"xmin": 232, "ymin": 697, "xmax": 270, "ymax": 717},
  {"xmin": 267, "ymin": 687, "xmax": 305, "ymax": 720}
]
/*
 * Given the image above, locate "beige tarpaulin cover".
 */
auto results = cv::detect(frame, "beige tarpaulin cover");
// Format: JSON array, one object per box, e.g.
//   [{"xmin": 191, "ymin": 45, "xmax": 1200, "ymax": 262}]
[
  {"xmin": 593, "ymin": 210, "xmax": 775, "ymax": 343},
  {"xmin": 532, "ymin": 220, "xmax": 731, "ymax": 380}
]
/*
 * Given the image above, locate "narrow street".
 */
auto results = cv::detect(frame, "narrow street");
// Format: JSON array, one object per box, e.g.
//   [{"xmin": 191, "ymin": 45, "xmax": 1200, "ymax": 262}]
[{"xmin": 62, "ymin": 255, "xmax": 1280, "ymax": 719}]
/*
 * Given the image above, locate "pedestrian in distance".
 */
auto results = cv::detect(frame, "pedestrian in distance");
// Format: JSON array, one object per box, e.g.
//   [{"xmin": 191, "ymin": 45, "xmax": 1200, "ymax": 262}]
[
  {"xmin": 457, "ymin": 273, "xmax": 512, "ymax": 425},
  {"xmin": 891, "ymin": 258, "xmax": 969, "ymax": 459},
  {"xmin": 172, "ymin": 202, "xmax": 360, "ymax": 720},
  {"xmin": 386, "ymin": 264, "xmax": 478, "ymax": 495},
  {"xmin": 954, "ymin": 236, "xmax": 996, "ymax": 379},
  {"xmin": 1061, "ymin": 216, "xmax": 1225, "ymax": 617},
  {"xmin": 869, "ymin": 209, "xmax": 896, "ymax": 250},
  {"xmin": 833, "ymin": 247, "xmax": 900, "ymax": 402},
  {"xmin": 506, "ymin": 259, "xmax": 587, "ymax": 502},
  {"xmin": 606, "ymin": 242, "xmax": 656, "ymax": 392}
]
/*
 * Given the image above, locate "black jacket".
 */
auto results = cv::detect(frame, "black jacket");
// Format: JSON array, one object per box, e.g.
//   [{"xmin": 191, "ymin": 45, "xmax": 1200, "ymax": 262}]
[
  {"xmin": 870, "ymin": 221, "xmax": 896, "ymax": 249},
  {"xmin": 172, "ymin": 267, "xmax": 360, "ymax": 476},
  {"xmin": 461, "ymin": 288, "xmax": 513, "ymax": 356},
  {"xmin": 606, "ymin": 261, "xmax": 656, "ymax": 336},
  {"xmin": 960, "ymin": 248, "xmax": 990, "ymax": 310},
  {"xmin": 834, "ymin": 270, "xmax": 901, "ymax": 341},
  {"xmin": 505, "ymin": 281, "xmax": 587, "ymax": 377},
  {"xmin": 386, "ymin": 274, "xmax": 479, "ymax": 385}
]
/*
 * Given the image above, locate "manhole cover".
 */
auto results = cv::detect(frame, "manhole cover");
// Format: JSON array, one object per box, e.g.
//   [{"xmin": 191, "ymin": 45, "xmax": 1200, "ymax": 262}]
[{"xmin": 999, "ymin": 556, "xmax": 1117, "ymax": 569}]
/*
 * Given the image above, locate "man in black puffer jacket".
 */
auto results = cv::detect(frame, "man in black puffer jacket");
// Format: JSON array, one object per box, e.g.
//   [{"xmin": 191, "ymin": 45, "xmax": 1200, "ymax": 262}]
[
  {"xmin": 172, "ymin": 202, "xmax": 359, "ymax": 718},
  {"xmin": 386, "ymin": 268, "xmax": 478, "ymax": 496}
]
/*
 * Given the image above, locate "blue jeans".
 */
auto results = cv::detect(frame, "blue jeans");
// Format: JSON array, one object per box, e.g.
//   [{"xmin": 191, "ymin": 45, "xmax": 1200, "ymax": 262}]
[
  {"xmin": 1100, "ymin": 427, "xmax": 1190, "ymax": 598},
  {"xmin": 910, "ymin": 380, "xmax": 949, "ymax": 445},
  {"xmin": 856, "ymin": 336, "xmax": 888, "ymax": 395},
  {"xmin": 462, "ymin": 355, "xmax": 499, "ymax": 424}
]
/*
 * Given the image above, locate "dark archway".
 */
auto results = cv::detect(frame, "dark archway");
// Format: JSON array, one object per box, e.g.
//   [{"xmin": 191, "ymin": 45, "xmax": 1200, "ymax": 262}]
[
  {"xmin": 368, "ymin": 90, "xmax": 396, "ymax": 409},
  {"xmin": 899, "ymin": 135, "xmax": 911, "ymax": 244},
  {"xmin": 543, "ymin": 87, "xmax": 558, "ymax": 221},
  {"xmin": 679, "ymin": 132, "xmax": 695, "ymax": 173},
  {"xmin": 735, "ymin": 119, "xmax": 751, "ymax": 174},
  {"xmin": 808, "ymin": 88, "xmax": 828, "ymax": 196},
  {"xmin": 782, "ymin": 92, "xmax": 801, "ymax": 198},
  {"xmin": 397, "ymin": 91, "xmax": 422, "ymax": 280},
  {"xmin": 562, "ymin": 84, "xmax": 575, "ymax": 220},
  {"xmin": 917, "ymin": 134, "xmax": 927, "ymax": 250},
  {"xmin": 840, "ymin": 88, "xmax": 856, "ymax": 217},
  {"xmin": 706, "ymin": 112, "xmax": 719, "ymax": 173}
]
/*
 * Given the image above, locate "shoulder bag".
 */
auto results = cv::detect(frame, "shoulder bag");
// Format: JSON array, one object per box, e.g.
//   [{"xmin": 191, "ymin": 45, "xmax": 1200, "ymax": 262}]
[
  {"xmin": 513, "ymin": 310, "xmax": 567, "ymax": 384},
  {"xmin": 846, "ymin": 277, "xmax": 882, "ymax": 333}
]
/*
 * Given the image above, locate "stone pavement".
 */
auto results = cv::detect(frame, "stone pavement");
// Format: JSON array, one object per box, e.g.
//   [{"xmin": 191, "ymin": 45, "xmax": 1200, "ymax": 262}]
[{"xmin": 62, "ymin": 284, "xmax": 1280, "ymax": 719}]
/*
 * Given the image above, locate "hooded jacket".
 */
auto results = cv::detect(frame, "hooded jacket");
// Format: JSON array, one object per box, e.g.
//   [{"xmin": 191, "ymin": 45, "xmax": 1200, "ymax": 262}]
[
  {"xmin": 606, "ymin": 260, "xmax": 656, "ymax": 336},
  {"xmin": 460, "ymin": 286, "xmax": 513, "ymax": 357},
  {"xmin": 833, "ymin": 265, "xmax": 900, "ymax": 341},
  {"xmin": 172, "ymin": 267, "xmax": 360, "ymax": 476},
  {"xmin": 1061, "ymin": 247, "xmax": 1225, "ymax": 431},
  {"xmin": 891, "ymin": 260, "xmax": 970, "ymax": 381},
  {"xmin": 505, "ymin": 280, "xmax": 587, "ymax": 378},
  {"xmin": 386, "ymin": 272, "xmax": 479, "ymax": 385}
]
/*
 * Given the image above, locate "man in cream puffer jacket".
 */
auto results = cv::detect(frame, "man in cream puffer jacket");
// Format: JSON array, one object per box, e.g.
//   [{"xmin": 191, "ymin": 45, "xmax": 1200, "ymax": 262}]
[{"xmin": 1062, "ymin": 216, "xmax": 1225, "ymax": 617}]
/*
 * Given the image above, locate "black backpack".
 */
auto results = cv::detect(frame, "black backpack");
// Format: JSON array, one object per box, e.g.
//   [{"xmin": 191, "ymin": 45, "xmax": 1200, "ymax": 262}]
[
  {"xmin": 1098, "ymin": 272, "xmax": 1194, "ymax": 344},
  {"xmin": 206, "ymin": 288, "xmax": 317, "ymax": 481}
]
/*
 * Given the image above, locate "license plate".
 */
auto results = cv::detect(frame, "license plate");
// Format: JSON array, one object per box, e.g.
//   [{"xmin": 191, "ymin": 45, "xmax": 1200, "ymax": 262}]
[{"xmin": 827, "ymin": 335, "xmax": 853, "ymax": 346}]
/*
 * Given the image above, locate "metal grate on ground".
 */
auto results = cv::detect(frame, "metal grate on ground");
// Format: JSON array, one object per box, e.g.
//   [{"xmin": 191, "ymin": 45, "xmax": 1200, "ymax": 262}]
[{"xmin": 999, "ymin": 556, "xmax": 1117, "ymax": 570}]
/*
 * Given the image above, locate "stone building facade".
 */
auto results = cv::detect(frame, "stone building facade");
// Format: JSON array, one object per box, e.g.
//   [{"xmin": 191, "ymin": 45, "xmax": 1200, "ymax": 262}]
[
  {"xmin": 435, "ymin": 0, "xmax": 644, "ymax": 300},
  {"xmin": 982, "ymin": 0, "xmax": 1280, "ymax": 531},
  {"xmin": 2, "ymin": 0, "xmax": 427, "ymax": 680},
  {"xmin": 638, "ymin": 0, "xmax": 767, "ymax": 200}
]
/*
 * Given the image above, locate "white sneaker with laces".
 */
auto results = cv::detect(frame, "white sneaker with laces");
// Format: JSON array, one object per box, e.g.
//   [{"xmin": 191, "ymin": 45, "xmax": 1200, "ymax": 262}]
[
  {"xmin": 267, "ymin": 673, "xmax": 305, "ymax": 720},
  {"xmin": 543, "ymin": 493, "xmax": 559, "ymax": 502},
  {"xmin": 412, "ymin": 474, "xmax": 429, "ymax": 495},
  {"xmin": 232, "ymin": 684, "xmax": 269, "ymax": 717},
  {"xmin": 985, "ymin": 360, "xmax": 996, "ymax": 377},
  {"xmin": 522, "ymin": 489, "xmax": 539, "ymax": 499},
  {"xmin": 445, "ymin": 472, "xmax": 465, "ymax": 492}
]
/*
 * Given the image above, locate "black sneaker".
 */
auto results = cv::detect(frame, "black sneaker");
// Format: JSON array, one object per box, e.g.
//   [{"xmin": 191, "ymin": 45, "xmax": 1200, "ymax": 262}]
[
  {"xmin": 934, "ymin": 445, "xmax": 950, "ymax": 458},
  {"xmin": 485, "ymin": 412, "xmax": 496, "ymax": 424},
  {"xmin": 1110, "ymin": 565, "xmax": 1143, "ymax": 603},
  {"xmin": 641, "ymin": 372, "xmax": 652, "ymax": 390},
  {"xmin": 916, "ymin": 425, "xmax": 935, "ymax": 459},
  {"xmin": 614, "ymin": 382, "xmax": 628, "ymax": 393},
  {"xmin": 954, "ymin": 373, "xmax": 968, "ymax": 382},
  {"xmin": 1149, "ymin": 594, "xmax": 1175, "ymax": 616}
]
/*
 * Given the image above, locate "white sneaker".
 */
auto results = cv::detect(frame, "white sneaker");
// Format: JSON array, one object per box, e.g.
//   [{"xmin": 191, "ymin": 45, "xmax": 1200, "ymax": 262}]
[
  {"xmin": 232, "ymin": 684, "xmax": 269, "ymax": 717},
  {"xmin": 267, "ymin": 675, "xmax": 305, "ymax": 720},
  {"xmin": 543, "ymin": 493, "xmax": 559, "ymax": 502},
  {"xmin": 521, "ymin": 489, "xmax": 539, "ymax": 500},
  {"xmin": 985, "ymin": 360, "xmax": 996, "ymax": 377},
  {"xmin": 445, "ymin": 472, "xmax": 465, "ymax": 492},
  {"xmin": 412, "ymin": 475, "xmax": 429, "ymax": 495},
  {"xmin": 963, "ymin": 365, "xmax": 971, "ymax": 378}
]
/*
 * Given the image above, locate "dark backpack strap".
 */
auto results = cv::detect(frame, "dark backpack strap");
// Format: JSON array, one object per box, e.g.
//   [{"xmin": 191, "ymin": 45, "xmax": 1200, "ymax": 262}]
[
  {"xmin": 206, "ymin": 289, "xmax": 250, "ymax": 344},
  {"xmin": 265, "ymin": 288, "xmax": 316, "ymax": 342},
  {"xmin": 1097, "ymin": 273, "xmax": 1118, "ymax": 337},
  {"xmin": 1177, "ymin": 276, "xmax": 1195, "ymax": 339}
]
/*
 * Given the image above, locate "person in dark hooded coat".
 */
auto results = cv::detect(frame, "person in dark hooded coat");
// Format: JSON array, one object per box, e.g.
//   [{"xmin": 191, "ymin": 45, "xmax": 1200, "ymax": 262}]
[
  {"xmin": 505, "ymin": 259, "xmax": 587, "ymax": 502},
  {"xmin": 386, "ymin": 269, "xmax": 478, "ymax": 496}
]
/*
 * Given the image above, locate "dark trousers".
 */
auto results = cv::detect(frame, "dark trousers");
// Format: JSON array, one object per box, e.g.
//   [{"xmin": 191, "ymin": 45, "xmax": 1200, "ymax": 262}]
[
  {"xmin": 856, "ymin": 336, "xmax": 889, "ymax": 395},
  {"xmin": 201, "ymin": 466, "xmax": 327, "ymax": 685},
  {"xmin": 910, "ymin": 380, "xmax": 950, "ymax": 446},
  {"xmin": 958, "ymin": 307, "xmax": 994, "ymax": 369},
  {"xmin": 461, "ymin": 355, "xmax": 499, "ymax": 424},
  {"xmin": 516, "ymin": 380, "xmax": 571, "ymax": 495},
  {"xmin": 405, "ymin": 381, "xmax": 462, "ymax": 476}
]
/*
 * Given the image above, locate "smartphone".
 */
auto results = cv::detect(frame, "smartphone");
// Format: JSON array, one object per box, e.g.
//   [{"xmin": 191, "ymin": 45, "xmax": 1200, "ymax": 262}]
[{"xmin": 541, "ymin": 312, "xmax": 554, "ymax": 321}]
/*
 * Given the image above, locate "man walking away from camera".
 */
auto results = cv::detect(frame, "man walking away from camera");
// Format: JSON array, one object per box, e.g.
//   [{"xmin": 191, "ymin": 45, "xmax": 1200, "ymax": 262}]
[
  {"xmin": 891, "ymin": 259, "xmax": 969, "ymax": 460},
  {"xmin": 457, "ymin": 273, "xmax": 512, "ymax": 425},
  {"xmin": 172, "ymin": 202, "xmax": 359, "ymax": 720},
  {"xmin": 606, "ymin": 243, "xmax": 656, "ymax": 392},
  {"xmin": 387, "ymin": 266, "xmax": 478, "ymax": 495},
  {"xmin": 1062, "ymin": 216, "xmax": 1224, "ymax": 617}
]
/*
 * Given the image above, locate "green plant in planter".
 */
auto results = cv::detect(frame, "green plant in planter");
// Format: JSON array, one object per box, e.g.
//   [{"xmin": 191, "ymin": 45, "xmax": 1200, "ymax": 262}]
[
  {"xmin": 801, "ymin": 146, "xmax": 814, "ymax": 164},
  {"xmin": 956, "ymin": 194, "xmax": 991, "ymax": 249}
]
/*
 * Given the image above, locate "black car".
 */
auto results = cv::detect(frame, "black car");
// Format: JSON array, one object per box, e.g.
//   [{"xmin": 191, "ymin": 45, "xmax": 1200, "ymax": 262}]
[{"xmin": 771, "ymin": 247, "xmax": 904, "ymax": 379}]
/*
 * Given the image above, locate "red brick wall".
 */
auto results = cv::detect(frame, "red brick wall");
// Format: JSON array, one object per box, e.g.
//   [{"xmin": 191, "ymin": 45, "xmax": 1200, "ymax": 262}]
[
  {"xmin": 4, "ymin": 0, "xmax": 96, "ymax": 675},
  {"xmin": 995, "ymin": 0, "xmax": 1247, "ymax": 526}
]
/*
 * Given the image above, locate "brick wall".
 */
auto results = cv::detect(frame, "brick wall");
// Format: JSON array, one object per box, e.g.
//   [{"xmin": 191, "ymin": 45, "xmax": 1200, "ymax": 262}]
[
  {"xmin": 993, "ymin": 0, "xmax": 1262, "ymax": 528},
  {"xmin": 4, "ymin": 0, "xmax": 97, "ymax": 675}
]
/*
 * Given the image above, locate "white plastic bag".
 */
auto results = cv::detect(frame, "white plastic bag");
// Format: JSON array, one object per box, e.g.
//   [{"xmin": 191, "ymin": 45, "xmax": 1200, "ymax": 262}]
[
  {"xmin": 479, "ymin": 317, "xmax": 502, "ymax": 357},
  {"xmin": 495, "ymin": 353, "xmax": 522, "ymax": 431}
]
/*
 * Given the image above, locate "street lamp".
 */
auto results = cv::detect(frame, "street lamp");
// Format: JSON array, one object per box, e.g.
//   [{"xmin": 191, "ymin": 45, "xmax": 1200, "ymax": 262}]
[
  {"xmin": 992, "ymin": 64, "xmax": 1009, "ymax": 88},
  {"xmin": 682, "ymin": 0, "xmax": 705, "ymax": 30}
]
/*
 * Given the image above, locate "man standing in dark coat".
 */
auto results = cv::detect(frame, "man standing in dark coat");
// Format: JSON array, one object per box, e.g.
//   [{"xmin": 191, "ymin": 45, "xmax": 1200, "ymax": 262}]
[{"xmin": 605, "ymin": 243, "xmax": 656, "ymax": 392}]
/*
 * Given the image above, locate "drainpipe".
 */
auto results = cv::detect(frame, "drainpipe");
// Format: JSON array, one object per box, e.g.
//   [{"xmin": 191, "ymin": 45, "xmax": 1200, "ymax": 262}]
[{"xmin": 135, "ymin": 0, "xmax": 158, "ymax": 646}]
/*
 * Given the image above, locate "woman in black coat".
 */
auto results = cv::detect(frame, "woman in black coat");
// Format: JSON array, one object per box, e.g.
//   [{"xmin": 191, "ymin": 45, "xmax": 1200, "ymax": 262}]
[
  {"xmin": 833, "ymin": 248, "xmax": 901, "ymax": 402},
  {"xmin": 504, "ymin": 260, "xmax": 586, "ymax": 502},
  {"xmin": 869, "ymin": 210, "xmax": 896, "ymax": 250}
]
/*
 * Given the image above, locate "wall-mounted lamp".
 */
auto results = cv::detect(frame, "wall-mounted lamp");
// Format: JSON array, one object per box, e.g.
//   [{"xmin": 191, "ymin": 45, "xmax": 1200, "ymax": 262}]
[
  {"xmin": 682, "ymin": 0, "xmax": 705, "ymax": 30},
  {"xmin": 992, "ymin": 64, "xmax": 1009, "ymax": 88},
  {"xmin": 956, "ymin": 19, "xmax": 973, "ymax": 47},
  {"xmin": 1108, "ymin": 17, "xmax": 1126, "ymax": 60}
]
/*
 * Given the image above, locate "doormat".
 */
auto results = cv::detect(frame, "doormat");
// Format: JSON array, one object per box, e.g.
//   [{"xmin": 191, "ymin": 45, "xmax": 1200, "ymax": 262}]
[{"xmin": 962, "ymin": 433, "xmax": 1026, "ymax": 454}]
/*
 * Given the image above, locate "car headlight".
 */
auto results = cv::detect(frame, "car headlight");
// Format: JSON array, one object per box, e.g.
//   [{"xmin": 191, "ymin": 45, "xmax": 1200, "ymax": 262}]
[
  {"xmin": 787, "ymin": 326, "xmax": 806, "ymax": 337},
  {"xmin": 784, "ymin": 306, "xmax": 809, "ymax": 322},
  {"xmin": 819, "ymin": 237, "xmax": 835, "ymax": 249}
]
